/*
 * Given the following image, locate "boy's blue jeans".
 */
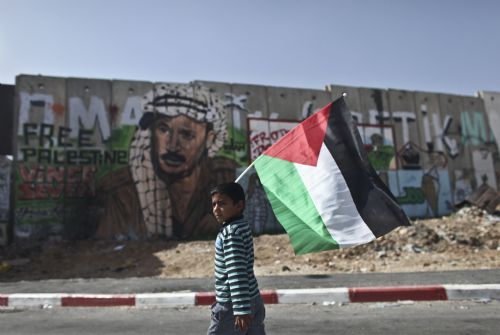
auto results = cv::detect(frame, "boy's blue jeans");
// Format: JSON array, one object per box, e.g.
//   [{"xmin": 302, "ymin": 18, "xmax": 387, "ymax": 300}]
[{"xmin": 207, "ymin": 295, "xmax": 266, "ymax": 335}]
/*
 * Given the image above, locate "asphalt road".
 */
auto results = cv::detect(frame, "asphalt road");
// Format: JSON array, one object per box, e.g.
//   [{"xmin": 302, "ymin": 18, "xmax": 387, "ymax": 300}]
[
  {"xmin": 1, "ymin": 300, "xmax": 498, "ymax": 335},
  {"xmin": 1, "ymin": 269, "xmax": 499, "ymax": 294}
]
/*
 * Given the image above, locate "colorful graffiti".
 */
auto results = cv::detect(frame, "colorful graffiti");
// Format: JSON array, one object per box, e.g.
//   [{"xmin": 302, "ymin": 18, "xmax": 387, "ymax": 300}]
[
  {"xmin": 358, "ymin": 124, "xmax": 396, "ymax": 171},
  {"xmin": 237, "ymin": 168, "xmax": 283, "ymax": 235},
  {"xmin": 95, "ymin": 83, "xmax": 234, "ymax": 240},
  {"xmin": 14, "ymin": 79, "xmax": 238, "ymax": 241},
  {"xmin": 388, "ymin": 170, "xmax": 453, "ymax": 218},
  {"xmin": 248, "ymin": 119, "xmax": 298, "ymax": 162},
  {"xmin": 0, "ymin": 156, "xmax": 10, "ymax": 222},
  {"xmin": 472, "ymin": 149, "xmax": 497, "ymax": 190},
  {"xmin": 8, "ymin": 75, "xmax": 500, "ymax": 244}
]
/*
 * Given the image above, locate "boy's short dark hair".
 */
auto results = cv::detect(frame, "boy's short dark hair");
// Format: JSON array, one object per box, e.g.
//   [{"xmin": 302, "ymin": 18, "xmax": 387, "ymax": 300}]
[{"xmin": 210, "ymin": 182, "xmax": 246, "ymax": 204}]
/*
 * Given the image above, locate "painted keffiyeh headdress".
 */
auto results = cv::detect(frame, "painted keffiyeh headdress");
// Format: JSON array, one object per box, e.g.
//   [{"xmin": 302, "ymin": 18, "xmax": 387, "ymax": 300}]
[{"xmin": 128, "ymin": 82, "xmax": 227, "ymax": 237}]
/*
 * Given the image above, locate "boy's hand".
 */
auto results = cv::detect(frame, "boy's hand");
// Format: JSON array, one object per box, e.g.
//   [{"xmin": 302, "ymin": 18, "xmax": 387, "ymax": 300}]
[{"xmin": 235, "ymin": 314, "xmax": 252, "ymax": 332}]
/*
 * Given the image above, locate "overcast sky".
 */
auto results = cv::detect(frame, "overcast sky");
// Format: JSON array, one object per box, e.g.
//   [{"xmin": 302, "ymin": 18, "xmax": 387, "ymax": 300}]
[{"xmin": 1, "ymin": 0, "xmax": 499, "ymax": 95}]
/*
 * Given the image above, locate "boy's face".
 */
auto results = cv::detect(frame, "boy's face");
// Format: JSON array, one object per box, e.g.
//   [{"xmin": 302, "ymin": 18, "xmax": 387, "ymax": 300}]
[{"xmin": 211, "ymin": 193, "xmax": 244, "ymax": 224}]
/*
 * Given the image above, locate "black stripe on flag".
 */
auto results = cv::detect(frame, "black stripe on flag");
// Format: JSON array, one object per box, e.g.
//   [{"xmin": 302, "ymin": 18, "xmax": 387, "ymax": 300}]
[{"xmin": 323, "ymin": 97, "xmax": 411, "ymax": 237}]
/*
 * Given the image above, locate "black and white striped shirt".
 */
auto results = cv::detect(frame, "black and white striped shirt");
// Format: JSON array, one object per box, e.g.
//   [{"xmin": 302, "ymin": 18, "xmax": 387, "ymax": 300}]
[{"xmin": 214, "ymin": 216, "xmax": 260, "ymax": 315}]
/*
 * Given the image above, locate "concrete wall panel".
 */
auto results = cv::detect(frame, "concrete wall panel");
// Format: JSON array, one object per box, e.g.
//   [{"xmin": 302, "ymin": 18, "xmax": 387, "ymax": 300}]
[
  {"xmin": 266, "ymin": 86, "xmax": 305, "ymax": 121},
  {"xmin": 194, "ymin": 80, "xmax": 240, "ymax": 163},
  {"xmin": 413, "ymin": 92, "xmax": 442, "ymax": 153},
  {"xmin": 294, "ymin": 88, "xmax": 332, "ymax": 121},
  {"xmin": 111, "ymin": 80, "xmax": 153, "ymax": 129},
  {"xmin": 8, "ymin": 75, "xmax": 500, "ymax": 244},
  {"xmin": 438, "ymin": 94, "xmax": 474, "ymax": 203},
  {"xmin": 358, "ymin": 87, "xmax": 391, "ymax": 126},
  {"xmin": 461, "ymin": 95, "xmax": 497, "ymax": 190},
  {"xmin": 478, "ymin": 91, "xmax": 500, "ymax": 190},
  {"xmin": 327, "ymin": 85, "xmax": 363, "ymax": 123},
  {"xmin": 387, "ymin": 90, "xmax": 420, "ymax": 170},
  {"xmin": 479, "ymin": 91, "xmax": 500, "ymax": 148},
  {"xmin": 66, "ymin": 78, "xmax": 112, "ymax": 148},
  {"xmin": 388, "ymin": 170, "xmax": 452, "ymax": 218},
  {"xmin": 230, "ymin": 83, "xmax": 269, "ymax": 165},
  {"xmin": 267, "ymin": 86, "xmax": 331, "ymax": 121},
  {"xmin": 16, "ymin": 75, "xmax": 67, "ymax": 157},
  {"xmin": 0, "ymin": 84, "xmax": 14, "ymax": 155},
  {"xmin": 14, "ymin": 75, "xmax": 67, "ymax": 241}
]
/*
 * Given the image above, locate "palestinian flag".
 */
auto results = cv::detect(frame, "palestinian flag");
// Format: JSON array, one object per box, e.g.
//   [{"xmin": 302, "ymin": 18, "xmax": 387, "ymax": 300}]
[{"xmin": 253, "ymin": 97, "xmax": 411, "ymax": 255}]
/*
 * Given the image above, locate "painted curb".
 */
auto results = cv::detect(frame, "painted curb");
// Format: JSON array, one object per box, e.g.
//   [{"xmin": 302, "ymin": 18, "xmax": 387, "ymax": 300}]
[{"xmin": 1, "ymin": 284, "xmax": 499, "ymax": 308}]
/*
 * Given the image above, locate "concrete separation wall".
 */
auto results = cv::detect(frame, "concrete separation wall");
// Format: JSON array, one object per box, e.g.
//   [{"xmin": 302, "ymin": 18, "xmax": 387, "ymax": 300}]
[{"xmin": 5, "ymin": 74, "xmax": 500, "ymax": 244}]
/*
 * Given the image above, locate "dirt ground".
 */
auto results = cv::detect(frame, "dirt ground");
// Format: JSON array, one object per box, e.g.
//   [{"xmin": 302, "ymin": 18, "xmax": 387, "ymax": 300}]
[{"xmin": 0, "ymin": 207, "xmax": 498, "ymax": 282}]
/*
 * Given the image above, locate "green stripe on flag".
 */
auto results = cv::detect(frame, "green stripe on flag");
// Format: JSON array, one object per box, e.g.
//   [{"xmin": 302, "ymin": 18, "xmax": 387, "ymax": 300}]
[{"xmin": 254, "ymin": 154, "xmax": 339, "ymax": 255}]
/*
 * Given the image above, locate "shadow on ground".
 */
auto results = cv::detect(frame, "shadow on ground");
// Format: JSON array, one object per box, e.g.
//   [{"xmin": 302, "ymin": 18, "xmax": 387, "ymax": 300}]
[{"xmin": 0, "ymin": 239, "xmax": 177, "ymax": 282}]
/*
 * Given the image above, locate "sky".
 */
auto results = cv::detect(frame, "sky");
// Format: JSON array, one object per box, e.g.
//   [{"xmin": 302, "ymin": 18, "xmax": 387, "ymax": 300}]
[{"xmin": 1, "ymin": 0, "xmax": 499, "ymax": 96}]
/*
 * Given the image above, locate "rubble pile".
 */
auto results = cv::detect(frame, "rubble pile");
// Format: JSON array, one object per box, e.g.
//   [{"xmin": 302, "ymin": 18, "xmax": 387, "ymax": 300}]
[
  {"xmin": 342, "ymin": 207, "xmax": 498, "ymax": 257},
  {"xmin": 0, "ymin": 206, "xmax": 498, "ymax": 280},
  {"xmin": 253, "ymin": 206, "xmax": 500, "ymax": 275}
]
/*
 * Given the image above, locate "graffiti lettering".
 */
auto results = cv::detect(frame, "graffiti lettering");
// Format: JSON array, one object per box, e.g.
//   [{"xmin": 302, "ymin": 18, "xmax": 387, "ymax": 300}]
[
  {"xmin": 224, "ymin": 93, "xmax": 248, "ymax": 129},
  {"xmin": 19, "ymin": 165, "xmax": 95, "ymax": 184},
  {"xmin": 440, "ymin": 115, "xmax": 459, "ymax": 158},
  {"xmin": 224, "ymin": 93, "xmax": 247, "ymax": 111},
  {"xmin": 120, "ymin": 96, "xmax": 143, "ymax": 125},
  {"xmin": 22, "ymin": 123, "xmax": 98, "ymax": 148},
  {"xmin": 392, "ymin": 111, "xmax": 416, "ymax": 144},
  {"xmin": 419, "ymin": 105, "xmax": 459, "ymax": 158},
  {"xmin": 368, "ymin": 109, "xmax": 390, "ymax": 124},
  {"xmin": 250, "ymin": 129, "xmax": 290, "ymax": 159},
  {"xmin": 18, "ymin": 92, "xmax": 55, "ymax": 135},
  {"xmin": 461, "ymin": 111, "xmax": 495, "ymax": 146},
  {"xmin": 20, "ymin": 148, "xmax": 127, "ymax": 165},
  {"xmin": 17, "ymin": 165, "xmax": 96, "ymax": 200},
  {"xmin": 69, "ymin": 96, "xmax": 111, "ymax": 141},
  {"xmin": 15, "ymin": 205, "xmax": 66, "ymax": 222},
  {"xmin": 17, "ymin": 183, "xmax": 64, "ymax": 199}
]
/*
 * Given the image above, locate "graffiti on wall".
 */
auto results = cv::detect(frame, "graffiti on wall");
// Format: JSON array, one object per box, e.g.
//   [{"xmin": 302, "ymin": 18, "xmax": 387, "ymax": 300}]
[
  {"xmin": 95, "ymin": 83, "xmax": 235, "ymax": 240},
  {"xmin": 453, "ymin": 169, "xmax": 473, "ymax": 204},
  {"xmin": 11, "ymin": 75, "xmax": 500, "ymax": 243},
  {"xmin": 471, "ymin": 149, "xmax": 497, "ymax": 190},
  {"xmin": 419, "ymin": 103, "xmax": 459, "ymax": 158},
  {"xmin": 220, "ymin": 93, "xmax": 250, "ymax": 165},
  {"xmin": 0, "ymin": 156, "xmax": 11, "ymax": 222},
  {"xmin": 248, "ymin": 118, "xmax": 298, "ymax": 162},
  {"xmin": 236, "ymin": 168, "xmax": 283, "ymax": 235},
  {"xmin": 388, "ymin": 170, "xmax": 453, "ymax": 218},
  {"xmin": 15, "ymin": 79, "xmax": 239, "ymax": 240},
  {"xmin": 461, "ymin": 111, "xmax": 496, "ymax": 147},
  {"xmin": 358, "ymin": 124, "xmax": 396, "ymax": 171}
]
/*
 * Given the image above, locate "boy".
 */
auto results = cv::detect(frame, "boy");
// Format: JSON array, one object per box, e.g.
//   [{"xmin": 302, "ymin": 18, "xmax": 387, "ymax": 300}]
[{"xmin": 207, "ymin": 182, "xmax": 266, "ymax": 335}]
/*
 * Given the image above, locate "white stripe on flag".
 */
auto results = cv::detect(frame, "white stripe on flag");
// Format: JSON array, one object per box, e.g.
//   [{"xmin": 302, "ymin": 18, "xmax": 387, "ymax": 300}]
[{"xmin": 294, "ymin": 143, "xmax": 376, "ymax": 248}]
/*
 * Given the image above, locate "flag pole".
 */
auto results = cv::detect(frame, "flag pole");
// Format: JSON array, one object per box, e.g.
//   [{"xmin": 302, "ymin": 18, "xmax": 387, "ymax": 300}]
[{"xmin": 235, "ymin": 160, "xmax": 257, "ymax": 183}]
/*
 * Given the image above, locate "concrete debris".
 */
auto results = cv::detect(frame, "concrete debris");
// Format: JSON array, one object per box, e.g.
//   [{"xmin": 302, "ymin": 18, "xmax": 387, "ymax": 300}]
[
  {"xmin": 113, "ymin": 245, "xmax": 125, "ymax": 251},
  {"xmin": 0, "ymin": 204, "xmax": 498, "ymax": 280},
  {"xmin": 456, "ymin": 184, "xmax": 500, "ymax": 214}
]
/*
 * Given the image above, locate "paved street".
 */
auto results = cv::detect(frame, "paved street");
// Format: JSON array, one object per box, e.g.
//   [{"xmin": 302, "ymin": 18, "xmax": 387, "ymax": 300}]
[
  {"xmin": 1, "ymin": 300, "xmax": 498, "ymax": 335},
  {"xmin": 2, "ymin": 269, "xmax": 499, "ymax": 294}
]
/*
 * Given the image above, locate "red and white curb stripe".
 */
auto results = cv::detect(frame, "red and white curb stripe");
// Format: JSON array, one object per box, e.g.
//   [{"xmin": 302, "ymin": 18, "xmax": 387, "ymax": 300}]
[{"xmin": 1, "ymin": 285, "xmax": 498, "ymax": 308}]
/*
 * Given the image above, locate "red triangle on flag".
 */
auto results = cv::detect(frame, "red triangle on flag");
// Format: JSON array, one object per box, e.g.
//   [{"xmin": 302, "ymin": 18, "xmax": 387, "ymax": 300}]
[{"xmin": 262, "ymin": 102, "xmax": 331, "ymax": 166}]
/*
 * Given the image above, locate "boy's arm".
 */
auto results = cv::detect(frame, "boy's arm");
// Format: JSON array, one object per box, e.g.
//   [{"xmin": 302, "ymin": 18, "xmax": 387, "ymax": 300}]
[{"xmin": 223, "ymin": 231, "xmax": 251, "ymax": 316}]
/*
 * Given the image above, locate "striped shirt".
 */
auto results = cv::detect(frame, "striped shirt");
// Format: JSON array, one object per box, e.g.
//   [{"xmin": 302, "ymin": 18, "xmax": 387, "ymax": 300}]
[{"xmin": 214, "ymin": 215, "xmax": 260, "ymax": 315}]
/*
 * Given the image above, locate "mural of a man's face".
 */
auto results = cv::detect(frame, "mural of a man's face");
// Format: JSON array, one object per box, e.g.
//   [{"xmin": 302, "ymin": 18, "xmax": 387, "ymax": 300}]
[{"xmin": 153, "ymin": 114, "xmax": 214, "ymax": 180}]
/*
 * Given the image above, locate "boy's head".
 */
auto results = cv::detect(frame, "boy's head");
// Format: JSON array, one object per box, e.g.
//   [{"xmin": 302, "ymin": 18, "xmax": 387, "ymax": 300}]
[{"xmin": 210, "ymin": 182, "xmax": 246, "ymax": 224}]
